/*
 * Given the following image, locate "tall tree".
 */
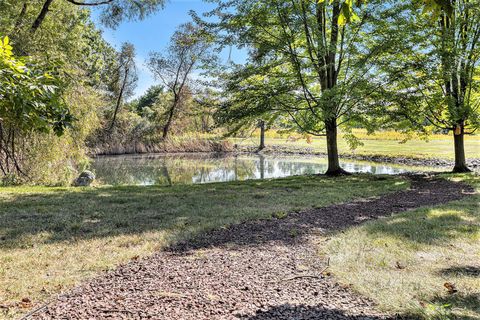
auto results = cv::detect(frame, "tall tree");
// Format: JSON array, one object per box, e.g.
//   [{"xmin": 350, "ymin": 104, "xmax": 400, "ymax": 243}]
[
  {"xmin": 148, "ymin": 22, "xmax": 217, "ymax": 139},
  {"xmin": 204, "ymin": 0, "xmax": 389, "ymax": 175},
  {"xmin": 109, "ymin": 42, "xmax": 138, "ymax": 131},
  {"xmin": 373, "ymin": 0, "xmax": 479, "ymax": 172}
]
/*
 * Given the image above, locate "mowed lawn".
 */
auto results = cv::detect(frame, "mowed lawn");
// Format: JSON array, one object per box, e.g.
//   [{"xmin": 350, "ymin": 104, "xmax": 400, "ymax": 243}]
[
  {"xmin": 0, "ymin": 175, "xmax": 408, "ymax": 319},
  {"xmin": 234, "ymin": 130, "xmax": 480, "ymax": 160},
  {"xmin": 324, "ymin": 174, "xmax": 479, "ymax": 319}
]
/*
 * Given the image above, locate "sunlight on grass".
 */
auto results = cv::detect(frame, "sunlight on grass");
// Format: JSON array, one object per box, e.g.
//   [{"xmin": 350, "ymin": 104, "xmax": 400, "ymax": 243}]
[
  {"xmin": 323, "ymin": 174, "xmax": 480, "ymax": 319},
  {"xmin": 234, "ymin": 129, "xmax": 480, "ymax": 160},
  {"xmin": 0, "ymin": 175, "xmax": 408, "ymax": 319}
]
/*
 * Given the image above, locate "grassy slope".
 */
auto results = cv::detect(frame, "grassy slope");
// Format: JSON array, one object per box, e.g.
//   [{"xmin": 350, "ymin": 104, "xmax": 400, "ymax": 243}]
[
  {"xmin": 0, "ymin": 175, "xmax": 408, "ymax": 319},
  {"xmin": 324, "ymin": 174, "xmax": 479, "ymax": 319},
  {"xmin": 233, "ymin": 130, "xmax": 480, "ymax": 160}
]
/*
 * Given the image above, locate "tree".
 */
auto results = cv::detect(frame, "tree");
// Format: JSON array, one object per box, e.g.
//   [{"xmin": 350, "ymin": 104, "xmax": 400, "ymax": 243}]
[
  {"xmin": 205, "ymin": 0, "xmax": 389, "ymax": 175},
  {"xmin": 109, "ymin": 42, "xmax": 138, "ymax": 131},
  {"xmin": 148, "ymin": 22, "xmax": 217, "ymax": 139},
  {"xmin": 0, "ymin": 37, "xmax": 73, "ymax": 177},
  {"xmin": 132, "ymin": 84, "xmax": 164, "ymax": 115},
  {"xmin": 214, "ymin": 67, "xmax": 283, "ymax": 151},
  {"xmin": 373, "ymin": 0, "xmax": 479, "ymax": 172},
  {"xmin": 30, "ymin": 0, "xmax": 165, "ymax": 34}
]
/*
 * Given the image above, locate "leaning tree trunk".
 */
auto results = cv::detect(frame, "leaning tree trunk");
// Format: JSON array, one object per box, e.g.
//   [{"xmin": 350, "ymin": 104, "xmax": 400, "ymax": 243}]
[
  {"xmin": 162, "ymin": 100, "xmax": 177, "ymax": 139},
  {"xmin": 109, "ymin": 67, "xmax": 130, "ymax": 132},
  {"xmin": 31, "ymin": 0, "xmax": 54, "ymax": 34},
  {"xmin": 325, "ymin": 118, "xmax": 348, "ymax": 176},
  {"xmin": 452, "ymin": 124, "xmax": 471, "ymax": 173}
]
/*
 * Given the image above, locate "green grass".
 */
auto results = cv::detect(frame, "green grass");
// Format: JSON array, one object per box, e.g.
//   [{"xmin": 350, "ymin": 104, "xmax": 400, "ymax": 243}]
[
  {"xmin": 233, "ymin": 130, "xmax": 480, "ymax": 160},
  {"xmin": 0, "ymin": 174, "xmax": 408, "ymax": 319},
  {"xmin": 323, "ymin": 174, "xmax": 480, "ymax": 319}
]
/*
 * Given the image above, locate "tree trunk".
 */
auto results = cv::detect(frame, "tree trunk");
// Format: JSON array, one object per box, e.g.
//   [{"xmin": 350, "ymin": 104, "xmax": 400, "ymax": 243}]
[
  {"xmin": 325, "ymin": 119, "xmax": 348, "ymax": 176},
  {"xmin": 31, "ymin": 0, "xmax": 55, "ymax": 34},
  {"xmin": 452, "ymin": 125, "xmax": 471, "ymax": 173},
  {"xmin": 259, "ymin": 120, "xmax": 265, "ymax": 151},
  {"xmin": 10, "ymin": 2, "xmax": 28, "ymax": 37},
  {"xmin": 109, "ymin": 67, "xmax": 129, "ymax": 132},
  {"xmin": 162, "ymin": 100, "xmax": 177, "ymax": 139}
]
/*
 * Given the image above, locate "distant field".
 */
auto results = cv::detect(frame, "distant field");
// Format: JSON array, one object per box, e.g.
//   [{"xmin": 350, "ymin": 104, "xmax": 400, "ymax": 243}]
[{"xmin": 233, "ymin": 129, "xmax": 480, "ymax": 160}]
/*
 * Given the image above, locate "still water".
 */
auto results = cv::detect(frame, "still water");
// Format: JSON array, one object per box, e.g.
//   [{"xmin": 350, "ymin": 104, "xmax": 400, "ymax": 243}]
[{"xmin": 91, "ymin": 153, "xmax": 432, "ymax": 186}]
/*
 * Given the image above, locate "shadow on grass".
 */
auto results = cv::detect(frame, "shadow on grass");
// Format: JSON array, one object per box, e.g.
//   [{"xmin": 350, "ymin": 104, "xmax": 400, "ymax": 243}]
[
  {"xmin": 438, "ymin": 266, "xmax": 480, "ymax": 278},
  {"xmin": 237, "ymin": 304, "xmax": 394, "ymax": 320},
  {"xmin": 430, "ymin": 293, "xmax": 480, "ymax": 320},
  {"xmin": 0, "ymin": 175, "xmax": 410, "ymax": 250},
  {"xmin": 170, "ymin": 175, "xmax": 474, "ymax": 252}
]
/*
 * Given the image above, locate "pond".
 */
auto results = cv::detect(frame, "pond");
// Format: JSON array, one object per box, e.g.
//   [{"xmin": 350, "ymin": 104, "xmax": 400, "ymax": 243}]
[{"xmin": 91, "ymin": 153, "xmax": 435, "ymax": 186}]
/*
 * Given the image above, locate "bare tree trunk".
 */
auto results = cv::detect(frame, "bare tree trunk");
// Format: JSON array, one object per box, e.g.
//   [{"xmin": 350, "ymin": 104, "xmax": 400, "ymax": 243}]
[
  {"xmin": 452, "ymin": 124, "xmax": 471, "ymax": 173},
  {"xmin": 325, "ymin": 118, "xmax": 348, "ymax": 176},
  {"xmin": 109, "ymin": 67, "xmax": 130, "ymax": 131},
  {"xmin": 31, "ymin": 0, "xmax": 55, "ymax": 34},
  {"xmin": 259, "ymin": 120, "xmax": 265, "ymax": 151},
  {"xmin": 162, "ymin": 98, "xmax": 177, "ymax": 139}
]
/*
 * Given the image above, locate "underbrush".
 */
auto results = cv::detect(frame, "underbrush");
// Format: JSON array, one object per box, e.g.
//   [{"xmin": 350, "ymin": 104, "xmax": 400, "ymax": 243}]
[{"xmin": 88, "ymin": 112, "xmax": 232, "ymax": 156}]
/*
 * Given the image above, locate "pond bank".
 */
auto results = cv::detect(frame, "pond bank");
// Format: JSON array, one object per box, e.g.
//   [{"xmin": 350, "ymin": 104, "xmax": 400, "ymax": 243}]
[
  {"xmin": 89, "ymin": 142, "xmax": 480, "ymax": 171},
  {"xmin": 236, "ymin": 145, "xmax": 480, "ymax": 170}
]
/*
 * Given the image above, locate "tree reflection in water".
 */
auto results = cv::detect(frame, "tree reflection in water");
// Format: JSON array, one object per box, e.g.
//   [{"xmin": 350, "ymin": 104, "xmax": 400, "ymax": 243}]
[{"xmin": 91, "ymin": 153, "xmax": 419, "ymax": 186}]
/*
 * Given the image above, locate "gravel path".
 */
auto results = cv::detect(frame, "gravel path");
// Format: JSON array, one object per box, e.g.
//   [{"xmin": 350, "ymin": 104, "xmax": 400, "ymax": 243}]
[{"xmin": 30, "ymin": 175, "xmax": 474, "ymax": 320}]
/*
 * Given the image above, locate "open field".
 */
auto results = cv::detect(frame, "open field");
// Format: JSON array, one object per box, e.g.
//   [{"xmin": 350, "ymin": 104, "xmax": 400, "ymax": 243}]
[
  {"xmin": 324, "ymin": 174, "xmax": 480, "ymax": 319},
  {"xmin": 0, "ymin": 175, "xmax": 408, "ymax": 319},
  {"xmin": 234, "ymin": 130, "xmax": 480, "ymax": 160}
]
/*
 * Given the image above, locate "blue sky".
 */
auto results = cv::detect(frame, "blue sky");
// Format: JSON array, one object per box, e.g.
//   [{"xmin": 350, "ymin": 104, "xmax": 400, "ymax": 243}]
[{"xmin": 92, "ymin": 0, "xmax": 247, "ymax": 98}]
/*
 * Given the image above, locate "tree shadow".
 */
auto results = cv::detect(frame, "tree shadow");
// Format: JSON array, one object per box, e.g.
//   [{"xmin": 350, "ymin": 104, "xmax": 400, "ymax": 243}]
[
  {"xmin": 0, "ymin": 175, "xmax": 405, "ymax": 249},
  {"xmin": 430, "ymin": 293, "xmax": 480, "ymax": 320},
  {"xmin": 438, "ymin": 266, "xmax": 480, "ymax": 278},
  {"xmin": 169, "ymin": 175, "xmax": 474, "ymax": 252},
  {"xmin": 237, "ymin": 304, "xmax": 397, "ymax": 319},
  {"xmin": 0, "ymin": 175, "xmax": 474, "ymax": 253}
]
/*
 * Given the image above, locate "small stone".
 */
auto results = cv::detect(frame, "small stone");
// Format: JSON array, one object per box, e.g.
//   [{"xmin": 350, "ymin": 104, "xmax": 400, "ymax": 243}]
[{"xmin": 73, "ymin": 170, "xmax": 95, "ymax": 187}]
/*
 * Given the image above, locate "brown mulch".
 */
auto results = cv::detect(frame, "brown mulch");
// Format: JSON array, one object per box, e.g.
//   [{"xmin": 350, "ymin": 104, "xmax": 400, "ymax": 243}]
[{"xmin": 29, "ymin": 175, "xmax": 474, "ymax": 320}]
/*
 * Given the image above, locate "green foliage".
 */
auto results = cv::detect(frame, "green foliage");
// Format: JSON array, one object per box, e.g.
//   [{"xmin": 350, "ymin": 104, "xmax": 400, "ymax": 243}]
[
  {"xmin": 0, "ymin": 36, "xmax": 73, "ymax": 135},
  {"xmin": 0, "ymin": 1, "xmax": 120, "ymax": 184}
]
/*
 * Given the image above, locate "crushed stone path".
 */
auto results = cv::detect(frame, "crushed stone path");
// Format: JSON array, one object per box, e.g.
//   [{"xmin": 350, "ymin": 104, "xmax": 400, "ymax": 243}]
[{"xmin": 30, "ymin": 175, "xmax": 474, "ymax": 320}]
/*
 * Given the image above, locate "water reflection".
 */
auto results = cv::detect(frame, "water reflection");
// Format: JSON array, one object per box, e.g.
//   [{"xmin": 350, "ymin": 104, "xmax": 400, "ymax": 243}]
[{"xmin": 91, "ymin": 153, "xmax": 426, "ymax": 186}]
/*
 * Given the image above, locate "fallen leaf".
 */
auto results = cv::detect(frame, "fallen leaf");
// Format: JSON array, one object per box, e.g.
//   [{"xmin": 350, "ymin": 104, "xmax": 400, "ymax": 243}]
[
  {"xmin": 19, "ymin": 298, "xmax": 32, "ymax": 308},
  {"xmin": 444, "ymin": 282, "xmax": 457, "ymax": 294}
]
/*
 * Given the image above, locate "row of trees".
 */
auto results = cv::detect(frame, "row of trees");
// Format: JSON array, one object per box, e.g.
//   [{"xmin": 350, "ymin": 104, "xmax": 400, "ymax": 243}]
[
  {"xmin": 0, "ymin": 0, "xmax": 478, "ymax": 183},
  {"xmin": 206, "ymin": 0, "xmax": 479, "ymax": 174}
]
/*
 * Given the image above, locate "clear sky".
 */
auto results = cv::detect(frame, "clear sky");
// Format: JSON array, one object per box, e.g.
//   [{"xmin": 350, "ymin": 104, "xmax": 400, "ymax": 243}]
[{"xmin": 92, "ymin": 0, "xmax": 247, "ymax": 98}]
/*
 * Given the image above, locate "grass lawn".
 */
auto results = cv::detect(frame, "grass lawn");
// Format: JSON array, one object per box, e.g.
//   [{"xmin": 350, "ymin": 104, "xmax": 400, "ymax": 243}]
[
  {"xmin": 324, "ymin": 174, "xmax": 479, "ymax": 319},
  {"xmin": 0, "ymin": 174, "xmax": 408, "ymax": 319},
  {"xmin": 233, "ymin": 130, "xmax": 480, "ymax": 160}
]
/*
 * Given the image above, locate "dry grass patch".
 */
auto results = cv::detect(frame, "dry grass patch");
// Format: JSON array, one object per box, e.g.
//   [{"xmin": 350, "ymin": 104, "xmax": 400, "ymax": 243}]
[{"xmin": 324, "ymin": 174, "xmax": 480, "ymax": 319}]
